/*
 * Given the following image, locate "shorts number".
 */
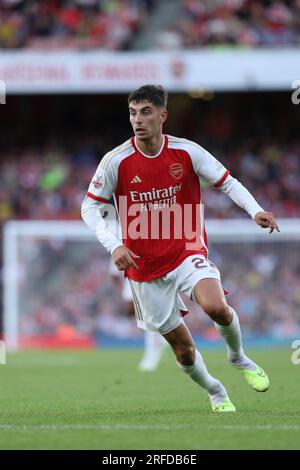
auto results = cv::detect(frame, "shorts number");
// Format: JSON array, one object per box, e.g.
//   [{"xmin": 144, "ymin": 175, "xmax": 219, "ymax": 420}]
[{"xmin": 191, "ymin": 257, "xmax": 205, "ymax": 269}]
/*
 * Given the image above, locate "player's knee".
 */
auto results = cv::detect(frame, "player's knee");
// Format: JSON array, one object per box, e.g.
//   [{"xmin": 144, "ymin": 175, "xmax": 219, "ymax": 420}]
[
  {"xmin": 203, "ymin": 301, "xmax": 231, "ymax": 325},
  {"xmin": 176, "ymin": 344, "xmax": 195, "ymax": 366}
]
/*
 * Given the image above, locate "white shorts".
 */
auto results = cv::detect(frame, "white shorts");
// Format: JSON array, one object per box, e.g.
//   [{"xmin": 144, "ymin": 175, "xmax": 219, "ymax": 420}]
[{"xmin": 128, "ymin": 255, "xmax": 221, "ymax": 335}]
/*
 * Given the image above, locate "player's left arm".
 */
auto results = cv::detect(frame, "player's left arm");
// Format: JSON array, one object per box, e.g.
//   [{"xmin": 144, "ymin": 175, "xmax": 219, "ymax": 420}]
[
  {"xmin": 217, "ymin": 176, "xmax": 280, "ymax": 234},
  {"xmin": 191, "ymin": 144, "xmax": 280, "ymax": 234}
]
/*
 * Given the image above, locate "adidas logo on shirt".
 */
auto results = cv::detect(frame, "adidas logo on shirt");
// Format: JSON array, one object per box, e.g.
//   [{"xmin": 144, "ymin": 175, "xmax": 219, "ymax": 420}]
[{"xmin": 131, "ymin": 175, "xmax": 142, "ymax": 183}]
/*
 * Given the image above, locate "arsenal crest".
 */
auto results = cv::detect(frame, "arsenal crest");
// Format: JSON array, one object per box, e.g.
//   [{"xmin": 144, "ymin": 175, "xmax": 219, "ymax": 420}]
[{"xmin": 169, "ymin": 163, "xmax": 183, "ymax": 180}]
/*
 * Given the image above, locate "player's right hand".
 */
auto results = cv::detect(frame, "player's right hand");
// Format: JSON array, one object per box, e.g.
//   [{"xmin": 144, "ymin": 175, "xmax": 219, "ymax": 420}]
[{"xmin": 112, "ymin": 245, "xmax": 140, "ymax": 271}]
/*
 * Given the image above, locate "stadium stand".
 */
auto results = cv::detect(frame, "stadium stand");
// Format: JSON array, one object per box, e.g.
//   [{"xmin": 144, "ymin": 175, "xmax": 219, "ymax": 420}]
[
  {"xmin": 157, "ymin": 0, "xmax": 300, "ymax": 49},
  {"xmin": 0, "ymin": 0, "xmax": 155, "ymax": 50},
  {"xmin": 1, "ymin": 0, "xmax": 299, "ymax": 50}
]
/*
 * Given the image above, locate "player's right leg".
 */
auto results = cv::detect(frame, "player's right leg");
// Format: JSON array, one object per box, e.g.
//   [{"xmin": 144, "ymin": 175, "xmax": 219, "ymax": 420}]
[
  {"xmin": 128, "ymin": 277, "xmax": 235, "ymax": 412},
  {"xmin": 163, "ymin": 323, "xmax": 236, "ymax": 412}
]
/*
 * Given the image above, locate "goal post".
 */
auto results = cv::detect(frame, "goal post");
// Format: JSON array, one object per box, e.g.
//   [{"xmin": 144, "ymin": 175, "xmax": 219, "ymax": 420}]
[{"xmin": 3, "ymin": 218, "xmax": 300, "ymax": 351}]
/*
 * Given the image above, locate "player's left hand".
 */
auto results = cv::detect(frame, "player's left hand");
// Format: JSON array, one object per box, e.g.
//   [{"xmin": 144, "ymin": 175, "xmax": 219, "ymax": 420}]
[{"xmin": 254, "ymin": 211, "xmax": 280, "ymax": 234}]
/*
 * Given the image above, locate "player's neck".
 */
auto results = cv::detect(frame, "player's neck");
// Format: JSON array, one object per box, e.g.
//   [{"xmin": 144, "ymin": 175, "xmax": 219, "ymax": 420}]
[{"xmin": 135, "ymin": 134, "xmax": 164, "ymax": 157}]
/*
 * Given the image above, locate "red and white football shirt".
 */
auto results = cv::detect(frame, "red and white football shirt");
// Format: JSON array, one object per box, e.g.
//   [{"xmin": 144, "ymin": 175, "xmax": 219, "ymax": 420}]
[{"xmin": 86, "ymin": 135, "xmax": 229, "ymax": 282}]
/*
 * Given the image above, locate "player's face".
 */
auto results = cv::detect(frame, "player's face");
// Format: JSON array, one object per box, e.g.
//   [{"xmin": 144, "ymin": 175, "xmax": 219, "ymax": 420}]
[{"xmin": 129, "ymin": 101, "xmax": 167, "ymax": 141}]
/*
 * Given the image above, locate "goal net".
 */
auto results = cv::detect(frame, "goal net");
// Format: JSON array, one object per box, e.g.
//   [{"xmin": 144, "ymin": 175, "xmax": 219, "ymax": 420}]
[{"xmin": 3, "ymin": 219, "xmax": 300, "ymax": 350}]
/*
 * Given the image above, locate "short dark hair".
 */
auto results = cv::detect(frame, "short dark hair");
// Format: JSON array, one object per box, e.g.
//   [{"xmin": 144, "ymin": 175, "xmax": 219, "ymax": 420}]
[{"xmin": 128, "ymin": 85, "xmax": 168, "ymax": 109}]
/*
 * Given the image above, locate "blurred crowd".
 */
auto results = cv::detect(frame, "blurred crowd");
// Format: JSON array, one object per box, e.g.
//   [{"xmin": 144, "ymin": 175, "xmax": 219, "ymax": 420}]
[
  {"xmin": 0, "ymin": 0, "xmax": 154, "ymax": 49},
  {"xmin": 159, "ymin": 0, "xmax": 300, "ymax": 49},
  {"xmin": 1, "ymin": 0, "xmax": 300, "ymax": 50}
]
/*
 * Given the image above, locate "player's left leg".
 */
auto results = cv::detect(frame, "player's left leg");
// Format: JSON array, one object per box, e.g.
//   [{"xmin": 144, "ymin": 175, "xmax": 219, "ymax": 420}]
[{"xmin": 193, "ymin": 278, "xmax": 269, "ymax": 392}]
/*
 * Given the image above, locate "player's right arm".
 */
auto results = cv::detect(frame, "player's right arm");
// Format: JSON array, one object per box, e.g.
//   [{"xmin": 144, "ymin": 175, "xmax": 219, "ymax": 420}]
[
  {"xmin": 81, "ymin": 155, "xmax": 122, "ymax": 254},
  {"xmin": 81, "ymin": 154, "xmax": 139, "ymax": 269}
]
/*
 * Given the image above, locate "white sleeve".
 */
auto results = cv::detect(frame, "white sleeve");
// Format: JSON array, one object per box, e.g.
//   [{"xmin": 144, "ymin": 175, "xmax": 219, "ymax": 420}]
[
  {"xmin": 86, "ymin": 153, "xmax": 116, "ymax": 202},
  {"xmin": 81, "ymin": 196, "xmax": 122, "ymax": 254},
  {"xmin": 218, "ymin": 175, "xmax": 264, "ymax": 219},
  {"xmin": 81, "ymin": 153, "xmax": 122, "ymax": 254}
]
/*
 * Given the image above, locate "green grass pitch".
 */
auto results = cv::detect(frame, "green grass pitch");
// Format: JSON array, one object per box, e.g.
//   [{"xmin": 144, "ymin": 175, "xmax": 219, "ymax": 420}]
[{"xmin": 0, "ymin": 347, "xmax": 299, "ymax": 450}]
